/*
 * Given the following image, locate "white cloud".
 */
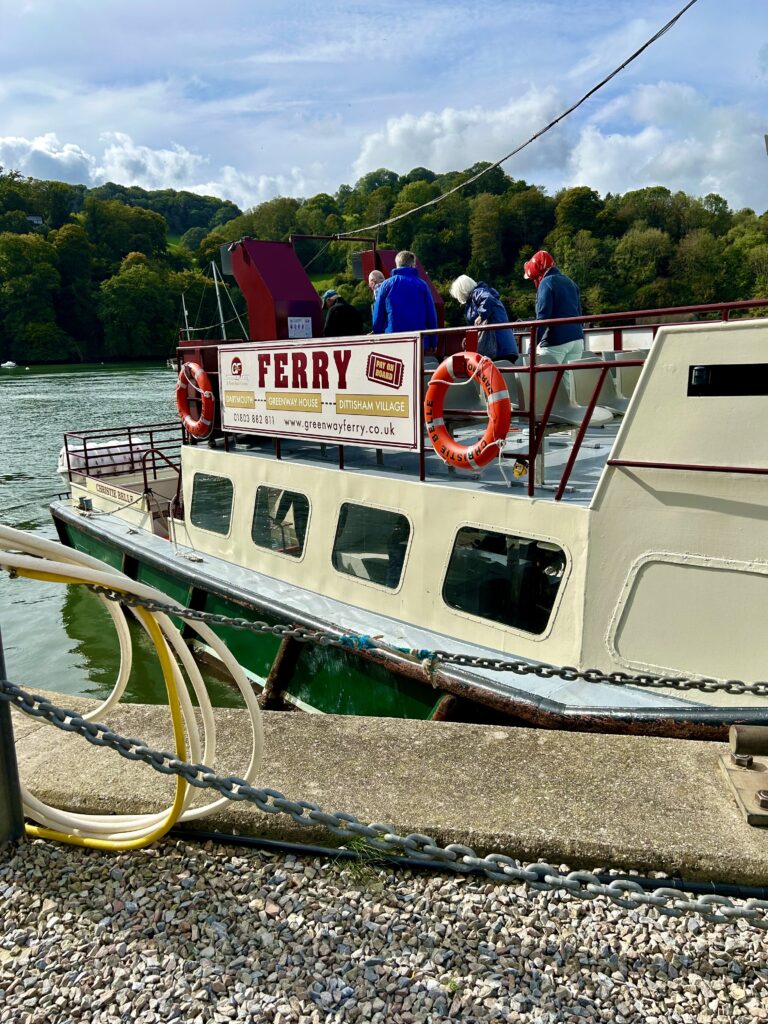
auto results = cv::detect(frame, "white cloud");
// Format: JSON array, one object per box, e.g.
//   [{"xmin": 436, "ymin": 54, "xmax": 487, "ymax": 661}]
[
  {"xmin": 94, "ymin": 132, "xmax": 208, "ymax": 190},
  {"xmin": 567, "ymin": 16, "xmax": 655, "ymax": 83},
  {"xmin": 569, "ymin": 84, "xmax": 768, "ymax": 211},
  {"xmin": 0, "ymin": 129, "xmax": 325, "ymax": 210},
  {"xmin": 187, "ymin": 164, "xmax": 325, "ymax": 210},
  {"xmin": 352, "ymin": 80, "xmax": 768, "ymax": 214},
  {"xmin": 353, "ymin": 87, "xmax": 572, "ymax": 181},
  {"xmin": 0, "ymin": 132, "xmax": 94, "ymax": 182},
  {"xmin": 93, "ymin": 135, "xmax": 327, "ymax": 208}
]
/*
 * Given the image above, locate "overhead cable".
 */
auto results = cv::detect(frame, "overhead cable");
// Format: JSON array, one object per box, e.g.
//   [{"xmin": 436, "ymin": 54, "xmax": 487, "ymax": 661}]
[{"xmin": 336, "ymin": 0, "xmax": 701, "ymax": 238}]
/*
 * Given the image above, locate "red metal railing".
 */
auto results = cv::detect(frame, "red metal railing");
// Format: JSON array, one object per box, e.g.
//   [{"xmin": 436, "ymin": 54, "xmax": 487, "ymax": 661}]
[
  {"xmin": 63, "ymin": 422, "xmax": 184, "ymax": 484},
  {"xmin": 70, "ymin": 298, "xmax": 766, "ymax": 509},
  {"xmin": 417, "ymin": 297, "xmax": 768, "ymax": 499},
  {"xmin": 140, "ymin": 448, "xmax": 185, "ymax": 518}
]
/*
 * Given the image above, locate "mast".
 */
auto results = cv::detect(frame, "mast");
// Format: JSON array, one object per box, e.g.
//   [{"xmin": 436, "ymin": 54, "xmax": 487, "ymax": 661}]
[
  {"xmin": 180, "ymin": 292, "xmax": 191, "ymax": 340},
  {"xmin": 212, "ymin": 262, "xmax": 227, "ymax": 341}
]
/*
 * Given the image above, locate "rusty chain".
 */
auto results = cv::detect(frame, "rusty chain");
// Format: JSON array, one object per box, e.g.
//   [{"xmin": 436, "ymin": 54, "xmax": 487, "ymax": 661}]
[
  {"xmin": 2, "ymin": 676, "xmax": 768, "ymax": 929},
  {"xmin": 85, "ymin": 585, "xmax": 768, "ymax": 697}
]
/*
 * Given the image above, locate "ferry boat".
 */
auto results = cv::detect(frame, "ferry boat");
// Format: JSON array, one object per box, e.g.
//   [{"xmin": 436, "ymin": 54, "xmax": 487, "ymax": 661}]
[{"xmin": 50, "ymin": 238, "xmax": 768, "ymax": 737}]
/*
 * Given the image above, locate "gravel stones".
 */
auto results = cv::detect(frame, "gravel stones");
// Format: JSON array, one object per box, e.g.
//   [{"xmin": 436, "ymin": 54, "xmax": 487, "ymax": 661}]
[{"xmin": 1, "ymin": 837, "xmax": 767, "ymax": 1022}]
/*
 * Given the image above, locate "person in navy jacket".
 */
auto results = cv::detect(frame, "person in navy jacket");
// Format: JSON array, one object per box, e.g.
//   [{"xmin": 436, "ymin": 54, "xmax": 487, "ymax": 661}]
[
  {"xmin": 523, "ymin": 250, "xmax": 584, "ymax": 363},
  {"xmin": 449, "ymin": 275, "xmax": 519, "ymax": 362},
  {"xmin": 372, "ymin": 251, "xmax": 437, "ymax": 348},
  {"xmin": 321, "ymin": 289, "xmax": 365, "ymax": 337}
]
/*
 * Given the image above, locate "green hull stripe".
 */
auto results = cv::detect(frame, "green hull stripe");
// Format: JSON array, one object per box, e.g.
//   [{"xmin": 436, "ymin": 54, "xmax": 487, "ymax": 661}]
[{"xmin": 60, "ymin": 519, "xmax": 443, "ymax": 720}]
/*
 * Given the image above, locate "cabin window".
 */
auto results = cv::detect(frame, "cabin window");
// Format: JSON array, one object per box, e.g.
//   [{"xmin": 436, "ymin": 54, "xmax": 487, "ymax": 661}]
[
  {"xmin": 332, "ymin": 503, "xmax": 410, "ymax": 589},
  {"xmin": 687, "ymin": 363, "xmax": 768, "ymax": 397},
  {"xmin": 190, "ymin": 473, "xmax": 233, "ymax": 535},
  {"xmin": 252, "ymin": 486, "xmax": 310, "ymax": 558},
  {"xmin": 443, "ymin": 527, "xmax": 566, "ymax": 635}
]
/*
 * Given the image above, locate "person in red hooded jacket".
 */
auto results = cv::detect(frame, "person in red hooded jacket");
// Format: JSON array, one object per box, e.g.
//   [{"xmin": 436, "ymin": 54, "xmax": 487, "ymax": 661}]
[{"xmin": 523, "ymin": 251, "xmax": 584, "ymax": 364}]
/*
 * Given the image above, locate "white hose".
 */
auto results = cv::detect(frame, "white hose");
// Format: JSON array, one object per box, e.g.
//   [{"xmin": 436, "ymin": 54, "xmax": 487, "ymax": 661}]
[{"xmin": 0, "ymin": 524, "xmax": 264, "ymax": 845}]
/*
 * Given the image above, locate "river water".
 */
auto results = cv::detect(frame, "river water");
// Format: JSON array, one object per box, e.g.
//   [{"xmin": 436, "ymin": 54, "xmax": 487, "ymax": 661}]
[{"xmin": 0, "ymin": 362, "xmax": 239, "ymax": 707}]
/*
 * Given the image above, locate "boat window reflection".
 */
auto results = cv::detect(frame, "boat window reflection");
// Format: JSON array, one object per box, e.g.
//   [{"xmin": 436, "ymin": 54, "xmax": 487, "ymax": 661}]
[
  {"xmin": 332, "ymin": 503, "xmax": 411, "ymax": 589},
  {"xmin": 443, "ymin": 527, "xmax": 566, "ymax": 635},
  {"xmin": 190, "ymin": 472, "xmax": 234, "ymax": 535},
  {"xmin": 252, "ymin": 486, "xmax": 310, "ymax": 558}
]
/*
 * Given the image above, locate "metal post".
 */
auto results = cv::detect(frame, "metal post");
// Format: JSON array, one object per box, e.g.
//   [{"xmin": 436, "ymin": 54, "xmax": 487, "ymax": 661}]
[
  {"xmin": 528, "ymin": 326, "xmax": 537, "ymax": 498},
  {"xmin": 0, "ymin": 628, "xmax": 24, "ymax": 843}
]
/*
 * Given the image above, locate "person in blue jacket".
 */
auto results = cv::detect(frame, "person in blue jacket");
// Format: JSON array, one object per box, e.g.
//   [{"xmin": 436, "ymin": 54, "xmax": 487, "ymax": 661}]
[
  {"xmin": 449, "ymin": 275, "xmax": 519, "ymax": 362},
  {"xmin": 523, "ymin": 250, "xmax": 584, "ymax": 362},
  {"xmin": 372, "ymin": 251, "xmax": 438, "ymax": 348}
]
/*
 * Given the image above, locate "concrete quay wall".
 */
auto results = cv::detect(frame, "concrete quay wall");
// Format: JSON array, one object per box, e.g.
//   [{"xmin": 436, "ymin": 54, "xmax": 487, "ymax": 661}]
[{"xmin": 10, "ymin": 691, "xmax": 768, "ymax": 885}]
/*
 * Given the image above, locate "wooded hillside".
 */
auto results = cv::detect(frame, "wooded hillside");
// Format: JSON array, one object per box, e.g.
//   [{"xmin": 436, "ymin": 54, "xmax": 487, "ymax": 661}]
[{"xmin": 1, "ymin": 163, "xmax": 766, "ymax": 363}]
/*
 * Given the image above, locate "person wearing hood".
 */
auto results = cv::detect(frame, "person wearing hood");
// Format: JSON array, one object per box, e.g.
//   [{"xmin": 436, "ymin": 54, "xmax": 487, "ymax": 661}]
[
  {"xmin": 449, "ymin": 276, "xmax": 519, "ymax": 362},
  {"xmin": 320, "ymin": 289, "xmax": 365, "ymax": 338},
  {"xmin": 523, "ymin": 251, "xmax": 584, "ymax": 363}
]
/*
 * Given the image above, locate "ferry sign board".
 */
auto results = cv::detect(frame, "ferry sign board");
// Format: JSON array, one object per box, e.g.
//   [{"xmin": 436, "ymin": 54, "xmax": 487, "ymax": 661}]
[{"xmin": 218, "ymin": 336, "xmax": 419, "ymax": 450}]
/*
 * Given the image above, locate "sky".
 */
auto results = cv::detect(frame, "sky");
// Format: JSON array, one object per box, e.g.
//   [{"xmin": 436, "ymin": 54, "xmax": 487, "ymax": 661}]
[{"xmin": 0, "ymin": 0, "xmax": 766, "ymax": 214}]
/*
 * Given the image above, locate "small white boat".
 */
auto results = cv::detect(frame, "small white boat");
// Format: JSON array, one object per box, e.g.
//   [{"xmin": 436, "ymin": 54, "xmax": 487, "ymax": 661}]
[{"xmin": 1, "ymin": 360, "xmax": 17, "ymax": 369}]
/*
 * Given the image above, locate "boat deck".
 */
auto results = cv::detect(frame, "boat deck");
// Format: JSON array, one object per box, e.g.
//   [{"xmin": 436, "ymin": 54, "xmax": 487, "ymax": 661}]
[{"xmin": 207, "ymin": 418, "xmax": 622, "ymax": 507}]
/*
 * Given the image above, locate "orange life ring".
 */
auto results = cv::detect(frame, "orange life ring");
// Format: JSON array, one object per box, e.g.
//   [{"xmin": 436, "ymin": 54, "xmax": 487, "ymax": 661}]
[
  {"xmin": 176, "ymin": 361, "xmax": 215, "ymax": 438},
  {"xmin": 424, "ymin": 352, "xmax": 512, "ymax": 470}
]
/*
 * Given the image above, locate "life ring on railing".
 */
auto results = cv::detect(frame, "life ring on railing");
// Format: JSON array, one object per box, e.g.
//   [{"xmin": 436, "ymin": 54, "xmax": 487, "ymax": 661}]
[
  {"xmin": 176, "ymin": 361, "xmax": 215, "ymax": 439},
  {"xmin": 424, "ymin": 352, "xmax": 511, "ymax": 470}
]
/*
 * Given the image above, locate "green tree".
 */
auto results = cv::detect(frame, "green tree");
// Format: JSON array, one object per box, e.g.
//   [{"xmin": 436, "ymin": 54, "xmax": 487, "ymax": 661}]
[
  {"xmin": 0, "ymin": 169, "xmax": 33, "ymax": 217},
  {"xmin": 670, "ymin": 229, "xmax": 724, "ymax": 304},
  {"xmin": 401, "ymin": 167, "xmax": 436, "ymax": 186},
  {"xmin": 553, "ymin": 230, "xmax": 606, "ymax": 293},
  {"xmin": 456, "ymin": 162, "xmax": 509, "ymax": 198},
  {"xmin": 83, "ymin": 197, "xmax": 167, "ymax": 278},
  {"xmin": 97, "ymin": 262, "xmax": 175, "ymax": 358},
  {"xmin": 362, "ymin": 186, "xmax": 395, "ymax": 228},
  {"xmin": 217, "ymin": 197, "xmax": 301, "ymax": 243},
  {"xmin": 502, "ymin": 187, "xmax": 555, "ymax": 261},
  {"xmin": 87, "ymin": 182, "xmax": 240, "ymax": 234},
  {"xmin": 747, "ymin": 244, "xmax": 768, "ymax": 297},
  {"xmin": 702, "ymin": 193, "xmax": 732, "ymax": 236},
  {"xmin": 50, "ymin": 223, "xmax": 99, "ymax": 357},
  {"xmin": 295, "ymin": 193, "xmax": 341, "ymax": 235},
  {"xmin": 612, "ymin": 227, "xmax": 673, "ymax": 289},
  {"xmin": 0, "ymin": 210, "xmax": 34, "ymax": 234},
  {"xmin": 554, "ymin": 186, "xmax": 604, "ymax": 236},
  {"xmin": 0, "ymin": 232, "xmax": 77, "ymax": 361},
  {"xmin": 354, "ymin": 168, "xmax": 400, "ymax": 196},
  {"xmin": 468, "ymin": 193, "xmax": 504, "ymax": 279},
  {"xmin": 179, "ymin": 226, "xmax": 208, "ymax": 251},
  {"xmin": 29, "ymin": 179, "xmax": 81, "ymax": 228},
  {"xmin": 387, "ymin": 180, "xmax": 441, "ymax": 251},
  {"xmin": 196, "ymin": 230, "xmax": 228, "ymax": 271},
  {"xmin": 604, "ymin": 186, "xmax": 676, "ymax": 235}
]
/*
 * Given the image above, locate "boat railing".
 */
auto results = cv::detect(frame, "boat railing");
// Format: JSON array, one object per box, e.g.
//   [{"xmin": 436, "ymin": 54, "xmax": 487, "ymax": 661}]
[
  {"xmin": 414, "ymin": 297, "xmax": 768, "ymax": 500},
  {"xmin": 173, "ymin": 297, "xmax": 768, "ymax": 500},
  {"xmin": 140, "ymin": 448, "xmax": 185, "ymax": 519},
  {"xmin": 62, "ymin": 421, "xmax": 184, "ymax": 484}
]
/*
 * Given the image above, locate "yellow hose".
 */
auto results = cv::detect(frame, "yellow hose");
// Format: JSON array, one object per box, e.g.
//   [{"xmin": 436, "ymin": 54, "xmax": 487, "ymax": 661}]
[{"xmin": 16, "ymin": 568, "xmax": 188, "ymax": 850}]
